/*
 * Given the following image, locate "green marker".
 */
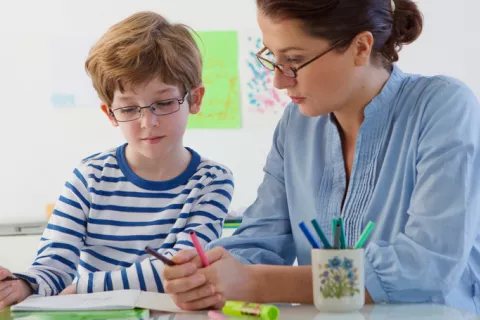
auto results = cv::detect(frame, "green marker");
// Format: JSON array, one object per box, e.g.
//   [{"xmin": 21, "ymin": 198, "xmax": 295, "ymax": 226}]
[
  {"xmin": 354, "ymin": 221, "xmax": 375, "ymax": 249},
  {"xmin": 311, "ymin": 219, "xmax": 332, "ymax": 249},
  {"xmin": 338, "ymin": 217, "xmax": 347, "ymax": 249},
  {"xmin": 332, "ymin": 218, "xmax": 337, "ymax": 246},
  {"xmin": 222, "ymin": 301, "xmax": 279, "ymax": 320}
]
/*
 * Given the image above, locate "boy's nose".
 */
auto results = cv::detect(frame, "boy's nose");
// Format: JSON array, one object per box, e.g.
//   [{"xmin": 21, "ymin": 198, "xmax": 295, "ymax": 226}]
[{"xmin": 140, "ymin": 107, "xmax": 159, "ymax": 128}]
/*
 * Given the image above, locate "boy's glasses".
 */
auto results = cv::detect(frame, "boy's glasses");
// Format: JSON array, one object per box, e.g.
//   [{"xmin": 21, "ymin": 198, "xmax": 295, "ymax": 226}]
[
  {"xmin": 110, "ymin": 92, "xmax": 188, "ymax": 122},
  {"xmin": 255, "ymin": 39, "xmax": 348, "ymax": 79}
]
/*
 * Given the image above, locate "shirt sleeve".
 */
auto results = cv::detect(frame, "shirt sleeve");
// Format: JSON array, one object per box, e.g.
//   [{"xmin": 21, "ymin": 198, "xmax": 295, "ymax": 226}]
[
  {"xmin": 13, "ymin": 165, "xmax": 90, "ymax": 296},
  {"xmin": 75, "ymin": 170, "xmax": 234, "ymax": 294},
  {"xmin": 206, "ymin": 105, "xmax": 296, "ymax": 266},
  {"xmin": 364, "ymin": 80, "xmax": 480, "ymax": 303}
]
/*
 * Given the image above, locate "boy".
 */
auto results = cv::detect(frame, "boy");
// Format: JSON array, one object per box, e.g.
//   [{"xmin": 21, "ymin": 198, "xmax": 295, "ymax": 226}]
[{"xmin": 0, "ymin": 11, "xmax": 233, "ymax": 307}]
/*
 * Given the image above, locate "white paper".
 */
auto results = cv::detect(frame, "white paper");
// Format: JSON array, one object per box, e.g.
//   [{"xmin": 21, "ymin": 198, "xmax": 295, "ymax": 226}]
[
  {"xmin": 135, "ymin": 291, "xmax": 183, "ymax": 313},
  {"xmin": 11, "ymin": 290, "xmax": 184, "ymax": 313}
]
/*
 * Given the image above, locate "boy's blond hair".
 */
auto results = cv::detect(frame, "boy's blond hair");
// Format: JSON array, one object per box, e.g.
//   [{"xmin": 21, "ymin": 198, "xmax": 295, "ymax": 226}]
[{"xmin": 85, "ymin": 11, "xmax": 202, "ymax": 106}]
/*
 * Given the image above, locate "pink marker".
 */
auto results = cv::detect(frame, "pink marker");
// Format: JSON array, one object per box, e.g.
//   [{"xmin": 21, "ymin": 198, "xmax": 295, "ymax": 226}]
[
  {"xmin": 189, "ymin": 231, "xmax": 210, "ymax": 267},
  {"xmin": 208, "ymin": 311, "xmax": 228, "ymax": 320}
]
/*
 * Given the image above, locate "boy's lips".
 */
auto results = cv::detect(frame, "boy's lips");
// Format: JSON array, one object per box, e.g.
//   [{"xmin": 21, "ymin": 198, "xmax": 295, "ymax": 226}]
[{"xmin": 141, "ymin": 136, "xmax": 164, "ymax": 143}]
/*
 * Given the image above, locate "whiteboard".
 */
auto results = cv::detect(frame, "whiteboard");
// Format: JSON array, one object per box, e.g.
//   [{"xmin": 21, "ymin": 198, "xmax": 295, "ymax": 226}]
[{"xmin": 0, "ymin": 0, "xmax": 478, "ymax": 224}]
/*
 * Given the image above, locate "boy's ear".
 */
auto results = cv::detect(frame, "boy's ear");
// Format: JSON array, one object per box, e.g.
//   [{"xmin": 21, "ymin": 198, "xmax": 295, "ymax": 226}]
[
  {"xmin": 101, "ymin": 104, "xmax": 119, "ymax": 127},
  {"xmin": 188, "ymin": 85, "xmax": 205, "ymax": 115}
]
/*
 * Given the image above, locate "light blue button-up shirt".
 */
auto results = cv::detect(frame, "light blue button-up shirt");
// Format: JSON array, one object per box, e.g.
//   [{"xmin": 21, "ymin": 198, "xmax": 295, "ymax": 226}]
[{"xmin": 208, "ymin": 66, "xmax": 480, "ymax": 313}]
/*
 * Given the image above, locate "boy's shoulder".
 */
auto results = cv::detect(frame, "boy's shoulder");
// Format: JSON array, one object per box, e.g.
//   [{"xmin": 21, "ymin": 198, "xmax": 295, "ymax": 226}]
[
  {"xmin": 80, "ymin": 146, "xmax": 119, "ymax": 166},
  {"xmin": 196, "ymin": 156, "xmax": 232, "ymax": 177},
  {"xmin": 76, "ymin": 147, "xmax": 120, "ymax": 178},
  {"xmin": 190, "ymin": 150, "xmax": 234, "ymax": 186}
]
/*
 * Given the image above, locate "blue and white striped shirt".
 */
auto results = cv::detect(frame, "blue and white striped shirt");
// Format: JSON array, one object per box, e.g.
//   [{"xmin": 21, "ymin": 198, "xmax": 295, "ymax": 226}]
[{"xmin": 15, "ymin": 144, "xmax": 234, "ymax": 295}]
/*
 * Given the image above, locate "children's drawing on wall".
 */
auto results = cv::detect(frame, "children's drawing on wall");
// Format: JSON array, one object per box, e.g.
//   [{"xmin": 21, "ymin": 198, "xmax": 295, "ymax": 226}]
[
  {"xmin": 191, "ymin": 31, "xmax": 242, "ymax": 129},
  {"xmin": 239, "ymin": 32, "xmax": 290, "ymax": 128},
  {"xmin": 245, "ymin": 36, "xmax": 290, "ymax": 113}
]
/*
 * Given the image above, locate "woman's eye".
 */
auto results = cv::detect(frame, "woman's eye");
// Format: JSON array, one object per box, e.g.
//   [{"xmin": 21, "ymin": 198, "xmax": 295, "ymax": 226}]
[{"xmin": 287, "ymin": 57, "xmax": 302, "ymax": 64}]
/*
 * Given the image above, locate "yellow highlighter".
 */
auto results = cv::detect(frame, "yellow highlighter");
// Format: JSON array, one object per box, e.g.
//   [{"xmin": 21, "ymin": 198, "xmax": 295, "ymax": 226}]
[{"xmin": 222, "ymin": 301, "xmax": 279, "ymax": 320}]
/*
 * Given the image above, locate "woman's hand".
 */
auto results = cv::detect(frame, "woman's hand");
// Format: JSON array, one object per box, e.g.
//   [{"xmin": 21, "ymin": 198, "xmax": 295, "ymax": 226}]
[{"xmin": 163, "ymin": 247, "xmax": 257, "ymax": 310}]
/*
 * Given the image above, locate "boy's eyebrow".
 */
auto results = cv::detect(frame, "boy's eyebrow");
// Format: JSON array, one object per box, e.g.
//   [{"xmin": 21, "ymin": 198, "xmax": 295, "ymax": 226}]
[
  {"xmin": 116, "ymin": 88, "xmax": 178, "ymax": 101},
  {"xmin": 155, "ymin": 88, "xmax": 177, "ymax": 94}
]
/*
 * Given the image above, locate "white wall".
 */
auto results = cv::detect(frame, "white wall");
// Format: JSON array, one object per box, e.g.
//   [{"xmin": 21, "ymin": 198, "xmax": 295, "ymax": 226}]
[{"xmin": 0, "ymin": 0, "xmax": 478, "ymax": 225}]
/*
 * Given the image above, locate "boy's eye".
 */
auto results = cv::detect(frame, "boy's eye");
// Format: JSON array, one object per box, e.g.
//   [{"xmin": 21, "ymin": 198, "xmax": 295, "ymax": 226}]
[
  {"xmin": 155, "ymin": 100, "xmax": 175, "ymax": 107},
  {"xmin": 120, "ymin": 107, "xmax": 138, "ymax": 114}
]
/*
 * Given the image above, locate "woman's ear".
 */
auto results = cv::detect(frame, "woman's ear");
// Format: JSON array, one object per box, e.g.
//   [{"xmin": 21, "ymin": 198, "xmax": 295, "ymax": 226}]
[
  {"xmin": 188, "ymin": 85, "xmax": 205, "ymax": 115},
  {"xmin": 352, "ymin": 31, "xmax": 374, "ymax": 67},
  {"xmin": 101, "ymin": 104, "xmax": 119, "ymax": 127}
]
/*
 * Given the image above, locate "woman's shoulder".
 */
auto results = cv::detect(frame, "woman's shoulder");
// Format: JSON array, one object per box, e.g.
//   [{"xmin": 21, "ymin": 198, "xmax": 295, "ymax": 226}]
[
  {"xmin": 400, "ymin": 71, "xmax": 478, "ymax": 108},
  {"xmin": 396, "ymin": 71, "xmax": 479, "ymax": 121}
]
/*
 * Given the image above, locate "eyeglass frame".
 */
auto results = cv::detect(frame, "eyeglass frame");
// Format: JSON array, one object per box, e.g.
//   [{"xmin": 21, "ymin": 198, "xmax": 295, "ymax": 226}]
[
  {"xmin": 255, "ymin": 39, "xmax": 349, "ymax": 79},
  {"xmin": 109, "ymin": 91, "xmax": 189, "ymax": 122}
]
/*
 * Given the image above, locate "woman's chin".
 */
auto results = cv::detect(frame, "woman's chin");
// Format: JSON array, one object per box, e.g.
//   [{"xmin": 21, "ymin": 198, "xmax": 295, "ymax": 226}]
[{"xmin": 297, "ymin": 103, "xmax": 330, "ymax": 118}]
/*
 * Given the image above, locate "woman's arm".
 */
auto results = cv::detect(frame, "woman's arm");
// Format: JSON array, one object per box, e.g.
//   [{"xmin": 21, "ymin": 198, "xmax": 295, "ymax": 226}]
[
  {"xmin": 252, "ymin": 264, "xmax": 374, "ymax": 304},
  {"xmin": 364, "ymin": 80, "xmax": 480, "ymax": 303},
  {"xmin": 163, "ymin": 247, "xmax": 375, "ymax": 309}
]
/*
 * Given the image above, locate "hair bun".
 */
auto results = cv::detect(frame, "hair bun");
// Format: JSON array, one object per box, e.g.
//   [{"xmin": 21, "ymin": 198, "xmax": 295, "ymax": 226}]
[{"xmin": 381, "ymin": 0, "xmax": 423, "ymax": 63}]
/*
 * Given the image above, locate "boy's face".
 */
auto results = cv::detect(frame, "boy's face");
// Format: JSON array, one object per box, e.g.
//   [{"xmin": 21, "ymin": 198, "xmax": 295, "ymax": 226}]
[{"xmin": 102, "ymin": 77, "xmax": 204, "ymax": 160}]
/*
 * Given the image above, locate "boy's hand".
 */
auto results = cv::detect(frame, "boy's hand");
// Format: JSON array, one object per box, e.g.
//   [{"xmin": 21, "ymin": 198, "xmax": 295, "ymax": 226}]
[
  {"xmin": 0, "ymin": 267, "xmax": 33, "ymax": 310},
  {"xmin": 59, "ymin": 284, "xmax": 76, "ymax": 295}
]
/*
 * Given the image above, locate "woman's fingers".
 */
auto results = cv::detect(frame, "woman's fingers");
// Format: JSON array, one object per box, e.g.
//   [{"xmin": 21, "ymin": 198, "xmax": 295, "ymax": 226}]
[
  {"xmin": 171, "ymin": 249, "xmax": 199, "ymax": 264},
  {"xmin": 162, "ymin": 262, "xmax": 198, "ymax": 283},
  {"xmin": 164, "ymin": 273, "xmax": 207, "ymax": 294},
  {"xmin": 176, "ymin": 293, "xmax": 224, "ymax": 311},
  {"xmin": 172, "ymin": 283, "xmax": 216, "ymax": 303}
]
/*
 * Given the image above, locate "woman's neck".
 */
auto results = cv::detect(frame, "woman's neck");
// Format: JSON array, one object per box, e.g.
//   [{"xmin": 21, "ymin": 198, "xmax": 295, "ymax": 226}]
[{"xmin": 333, "ymin": 66, "xmax": 391, "ymax": 141}]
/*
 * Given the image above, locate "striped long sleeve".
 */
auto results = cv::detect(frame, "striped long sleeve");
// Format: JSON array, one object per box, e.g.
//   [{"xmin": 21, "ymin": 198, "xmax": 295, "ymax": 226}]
[
  {"xmin": 14, "ymin": 167, "xmax": 90, "ymax": 295},
  {"xmin": 14, "ymin": 145, "xmax": 234, "ymax": 295}
]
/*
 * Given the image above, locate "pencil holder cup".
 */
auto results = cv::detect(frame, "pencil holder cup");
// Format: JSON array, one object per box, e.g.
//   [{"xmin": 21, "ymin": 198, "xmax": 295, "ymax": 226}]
[{"xmin": 312, "ymin": 248, "xmax": 364, "ymax": 313}]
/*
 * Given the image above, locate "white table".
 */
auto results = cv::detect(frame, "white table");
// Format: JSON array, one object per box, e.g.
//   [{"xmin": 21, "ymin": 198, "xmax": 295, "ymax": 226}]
[{"xmin": 150, "ymin": 304, "xmax": 480, "ymax": 320}]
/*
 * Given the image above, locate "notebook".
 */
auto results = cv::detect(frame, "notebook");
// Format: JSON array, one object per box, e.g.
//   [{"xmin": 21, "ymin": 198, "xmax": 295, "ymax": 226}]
[
  {"xmin": 11, "ymin": 290, "xmax": 185, "ymax": 313},
  {"xmin": 10, "ymin": 308, "xmax": 150, "ymax": 320}
]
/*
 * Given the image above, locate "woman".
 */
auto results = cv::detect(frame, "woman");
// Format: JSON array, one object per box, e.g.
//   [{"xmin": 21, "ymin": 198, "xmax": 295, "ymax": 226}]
[{"xmin": 162, "ymin": 0, "xmax": 480, "ymax": 313}]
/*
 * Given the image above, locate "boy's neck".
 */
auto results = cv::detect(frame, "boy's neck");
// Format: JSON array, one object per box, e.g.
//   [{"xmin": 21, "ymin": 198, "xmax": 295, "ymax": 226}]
[{"xmin": 125, "ymin": 144, "xmax": 192, "ymax": 182}]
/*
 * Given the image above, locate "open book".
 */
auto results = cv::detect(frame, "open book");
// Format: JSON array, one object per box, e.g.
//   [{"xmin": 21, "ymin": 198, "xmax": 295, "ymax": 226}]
[{"xmin": 11, "ymin": 290, "xmax": 185, "ymax": 313}]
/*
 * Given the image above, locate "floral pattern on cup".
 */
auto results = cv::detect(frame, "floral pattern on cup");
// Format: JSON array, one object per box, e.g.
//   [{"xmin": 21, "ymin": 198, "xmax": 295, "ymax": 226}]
[{"xmin": 318, "ymin": 256, "xmax": 360, "ymax": 299}]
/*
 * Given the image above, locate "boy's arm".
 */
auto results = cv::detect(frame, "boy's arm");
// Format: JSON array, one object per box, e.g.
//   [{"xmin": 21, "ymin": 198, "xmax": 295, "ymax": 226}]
[
  {"xmin": 163, "ymin": 171, "xmax": 234, "ymax": 257},
  {"xmin": 14, "ymin": 166, "xmax": 89, "ymax": 296},
  {"xmin": 75, "ymin": 170, "xmax": 234, "ymax": 294}
]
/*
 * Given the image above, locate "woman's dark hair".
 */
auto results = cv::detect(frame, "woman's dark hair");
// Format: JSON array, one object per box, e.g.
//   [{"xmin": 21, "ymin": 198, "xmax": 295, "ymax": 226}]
[{"xmin": 256, "ymin": 0, "xmax": 423, "ymax": 67}]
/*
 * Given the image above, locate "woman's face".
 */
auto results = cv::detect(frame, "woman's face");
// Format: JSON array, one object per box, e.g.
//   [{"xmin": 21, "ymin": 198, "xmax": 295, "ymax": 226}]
[{"xmin": 257, "ymin": 11, "xmax": 362, "ymax": 117}]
